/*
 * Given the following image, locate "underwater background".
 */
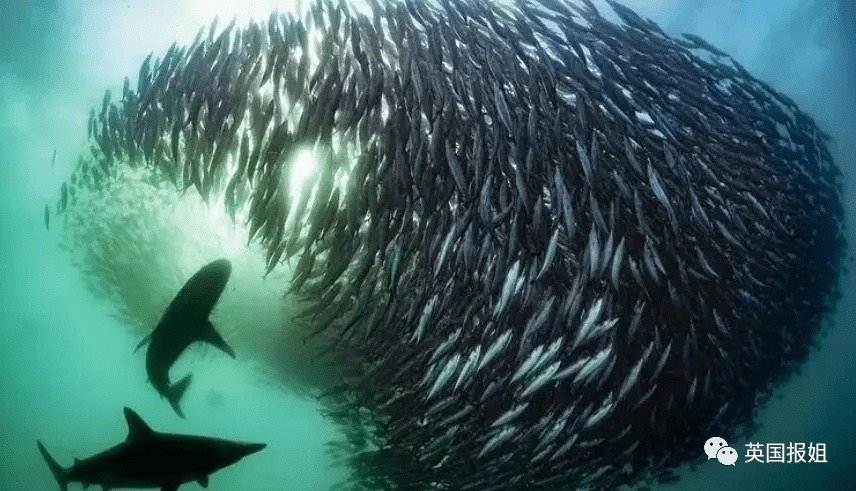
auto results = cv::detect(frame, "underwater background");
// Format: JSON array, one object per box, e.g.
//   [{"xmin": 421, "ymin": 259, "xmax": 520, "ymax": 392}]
[{"xmin": 1, "ymin": 0, "xmax": 854, "ymax": 490}]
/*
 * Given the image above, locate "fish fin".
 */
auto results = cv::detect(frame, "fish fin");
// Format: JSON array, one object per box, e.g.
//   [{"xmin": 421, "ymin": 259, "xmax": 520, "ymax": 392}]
[
  {"xmin": 202, "ymin": 320, "xmax": 235, "ymax": 358},
  {"xmin": 160, "ymin": 485, "xmax": 179, "ymax": 491},
  {"xmin": 36, "ymin": 440, "xmax": 69, "ymax": 491},
  {"xmin": 133, "ymin": 334, "xmax": 152, "ymax": 353},
  {"xmin": 197, "ymin": 475, "xmax": 209, "ymax": 487},
  {"xmin": 166, "ymin": 374, "xmax": 192, "ymax": 419},
  {"xmin": 123, "ymin": 407, "xmax": 156, "ymax": 442}
]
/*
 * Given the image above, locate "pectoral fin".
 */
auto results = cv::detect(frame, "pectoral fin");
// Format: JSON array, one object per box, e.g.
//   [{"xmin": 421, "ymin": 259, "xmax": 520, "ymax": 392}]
[{"xmin": 203, "ymin": 320, "xmax": 235, "ymax": 358}]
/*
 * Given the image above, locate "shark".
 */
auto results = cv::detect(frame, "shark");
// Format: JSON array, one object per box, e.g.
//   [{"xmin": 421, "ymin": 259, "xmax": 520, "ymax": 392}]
[
  {"xmin": 37, "ymin": 407, "xmax": 266, "ymax": 491},
  {"xmin": 134, "ymin": 258, "xmax": 236, "ymax": 418}
]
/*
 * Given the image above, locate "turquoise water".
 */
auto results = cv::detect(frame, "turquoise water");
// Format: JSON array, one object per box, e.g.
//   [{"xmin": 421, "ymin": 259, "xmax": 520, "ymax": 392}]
[{"xmin": 1, "ymin": 0, "xmax": 854, "ymax": 490}]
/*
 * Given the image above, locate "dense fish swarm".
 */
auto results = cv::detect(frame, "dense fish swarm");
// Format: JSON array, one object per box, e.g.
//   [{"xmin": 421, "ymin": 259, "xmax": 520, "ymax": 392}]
[{"xmin": 55, "ymin": 0, "xmax": 846, "ymax": 488}]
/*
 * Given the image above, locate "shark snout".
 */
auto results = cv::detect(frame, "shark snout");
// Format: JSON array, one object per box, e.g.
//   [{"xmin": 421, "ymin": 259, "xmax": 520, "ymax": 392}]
[
  {"xmin": 243, "ymin": 442, "xmax": 267, "ymax": 455},
  {"xmin": 216, "ymin": 441, "xmax": 267, "ymax": 468}
]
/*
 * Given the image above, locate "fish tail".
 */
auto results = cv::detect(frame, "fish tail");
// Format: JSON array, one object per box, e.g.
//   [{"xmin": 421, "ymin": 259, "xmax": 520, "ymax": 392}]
[
  {"xmin": 36, "ymin": 440, "xmax": 69, "ymax": 491},
  {"xmin": 167, "ymin": 373, "xmax": 192, "ymax": 418}
]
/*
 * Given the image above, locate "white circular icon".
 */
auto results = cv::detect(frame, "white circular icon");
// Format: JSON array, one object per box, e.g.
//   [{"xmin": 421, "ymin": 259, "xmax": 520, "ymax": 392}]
[
  {"xmin": 704, "ymin": 437, "xmax": 728, "ymax": 459},
  {"xmin": 716, "ymin": 446, "xmax": 738, "ymax": 466}
]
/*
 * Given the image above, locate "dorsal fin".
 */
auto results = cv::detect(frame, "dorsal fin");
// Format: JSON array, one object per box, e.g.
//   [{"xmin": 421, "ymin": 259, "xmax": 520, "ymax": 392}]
[{"xmin": 123, "ymin": 407, "xmax": 155, "ymax": 442}]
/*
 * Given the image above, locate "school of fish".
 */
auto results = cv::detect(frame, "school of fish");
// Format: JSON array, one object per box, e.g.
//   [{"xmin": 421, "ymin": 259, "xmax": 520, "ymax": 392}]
[{"xmin": 52, "ymin": 0, "xmax": 846, "ymax": 489}]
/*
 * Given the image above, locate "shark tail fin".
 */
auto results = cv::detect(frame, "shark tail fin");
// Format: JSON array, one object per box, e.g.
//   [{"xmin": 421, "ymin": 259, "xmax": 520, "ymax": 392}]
[
  {"xmin": 167, "ymin": 373, "xmax": 192, "ymax": 418},
  {"xmin": 37, "ymin": 440, "xmax": 69, "ymax": 491}
]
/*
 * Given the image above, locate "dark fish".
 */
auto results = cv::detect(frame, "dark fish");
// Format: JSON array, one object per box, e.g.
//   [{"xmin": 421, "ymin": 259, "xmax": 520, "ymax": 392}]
[
  {"xmin": 493, "ymin": 81, "xmax": 513, "ymax": 134},
  {"xmin": 134, "ymin": 259, "xmax": 235, "ymax": 418},
  {"xmin": 37, "ymin": 407, "xmax": 265, "ymax": 491},
  {"xmin": 60, "ymin": 182, "xmax": 68, "ymax": 212},
  {"xmin": 681, "ymin": 32, "xmax": 728, "ymax": 57}
]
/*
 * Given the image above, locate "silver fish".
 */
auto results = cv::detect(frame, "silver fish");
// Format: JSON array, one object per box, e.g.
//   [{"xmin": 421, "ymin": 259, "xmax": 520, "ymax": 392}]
[
  {"xmin": 478, "ymin": 329, "xmax": 512, "ymax": 372},
  {"xmin": 428, "ymin": 353, "xmax": 461, "ymax": 399},
  {"xmin": 572, "ymin": 297, "xmax": 605, "ymax": 349}
]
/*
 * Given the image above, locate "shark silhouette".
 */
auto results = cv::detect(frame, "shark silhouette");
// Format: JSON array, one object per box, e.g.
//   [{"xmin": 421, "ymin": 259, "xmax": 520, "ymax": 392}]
[
  {"xmin": 134, "ymin": 259, "xmax": 236, "ymax": 418},
  {"xmin": 37, "ymin": 407, "xmax": 266, "ymax": 491}
]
